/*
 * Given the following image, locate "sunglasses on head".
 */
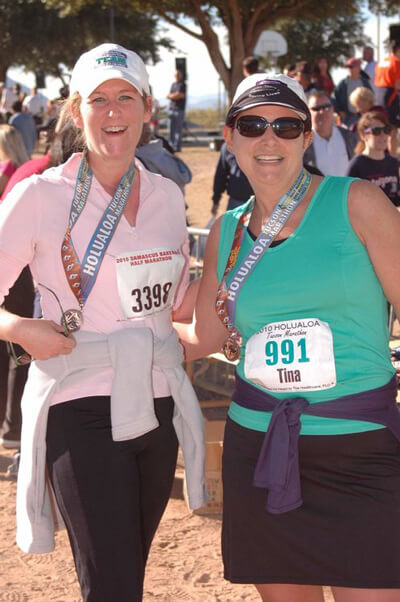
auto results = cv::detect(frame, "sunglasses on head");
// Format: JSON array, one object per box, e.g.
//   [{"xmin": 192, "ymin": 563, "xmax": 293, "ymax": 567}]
[
  {"xmin": 310, "ymin": 102, "xmax": 332, "ymax": 112},
  {"xmin": 364, "ymin": 125, "xmax": 391, "ymax": 136},
  {"xmin": 234, "ymin": 115, "xmax": 305, "ymax": 139}
]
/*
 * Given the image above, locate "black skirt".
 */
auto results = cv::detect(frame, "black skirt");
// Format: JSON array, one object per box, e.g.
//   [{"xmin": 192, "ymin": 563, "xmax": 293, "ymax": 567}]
[{"xmin": 222, "ymin": 417, "xmax": 400, "ymax": 588}]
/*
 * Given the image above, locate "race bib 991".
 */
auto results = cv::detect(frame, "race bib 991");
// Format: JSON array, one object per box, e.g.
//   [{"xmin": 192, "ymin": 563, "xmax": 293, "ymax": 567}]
[
  {"xmin": 115, "ymin": 248, "xmax": 185, "ymax": 319},
  {"xmin": 244, "ymin": 318, "xmax": 336, "ymax": 392}
]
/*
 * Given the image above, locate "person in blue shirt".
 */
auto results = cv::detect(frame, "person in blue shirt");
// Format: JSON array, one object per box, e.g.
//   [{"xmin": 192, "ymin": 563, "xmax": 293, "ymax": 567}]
[{"xmin": 9, "ymin": 101, "xmax": 37, "ymax": 156}]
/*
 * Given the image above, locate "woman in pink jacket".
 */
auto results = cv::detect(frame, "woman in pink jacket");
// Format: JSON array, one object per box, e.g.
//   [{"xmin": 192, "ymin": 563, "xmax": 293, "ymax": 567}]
[{"xmin": 0, "ymin": 44, "xmax": 205, "ymax": 601}]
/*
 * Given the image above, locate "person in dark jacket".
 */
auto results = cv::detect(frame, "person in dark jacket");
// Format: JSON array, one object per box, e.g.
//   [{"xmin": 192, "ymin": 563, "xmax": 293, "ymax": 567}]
[
  {"xmin": 333, "ymin": 58, "xmax": 372, "ymax": 127},
  {"xmin": 211, "ymin": 142, "xmax": 253, "ymax": 215}
]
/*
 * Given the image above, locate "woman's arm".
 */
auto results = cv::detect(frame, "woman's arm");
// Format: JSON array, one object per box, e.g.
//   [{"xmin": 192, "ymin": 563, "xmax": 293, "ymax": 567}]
[
  {"xmin": 175, "ymin": 218, "xmax": 229, "ymax": 361},
  {"xmin": 0, "ymin": 179, "xmax": 76, "ymax": 359},
  {"xmin": 0, "ymin": 307, "xmax": 76, "ymax": 360},
  {"xmin": 172, "ymin": 278, "xmax": 200, "ymax": 323},
  {"xmin": 348, "ymin": 179, "xmax": 400, "ymax": 317}
]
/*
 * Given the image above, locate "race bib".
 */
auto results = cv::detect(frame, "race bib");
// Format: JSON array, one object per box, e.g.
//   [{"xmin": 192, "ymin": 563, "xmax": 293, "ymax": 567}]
[
  {"xmin": 244, "ymin": 318, "xmax": 336, "ymax": 392},
  {"xmin": 115, "ymin": 248, "xmax": 185, "ymax": 319}
]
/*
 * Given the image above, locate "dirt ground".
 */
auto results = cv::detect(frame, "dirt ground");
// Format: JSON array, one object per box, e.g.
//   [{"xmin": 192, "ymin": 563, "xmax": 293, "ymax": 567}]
[{"xmin": 0, "ymin": 145, "xmax": 337, "ymax": 601}]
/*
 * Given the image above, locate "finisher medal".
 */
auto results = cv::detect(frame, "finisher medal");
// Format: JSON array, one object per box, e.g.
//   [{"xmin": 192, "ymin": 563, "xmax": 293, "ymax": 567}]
[
  {"xmin": 222, "ymin": 336, "xmax": 241, "ymax": 362},
  {"xmin": 61, "ymin": 155, "xmax": 135, "ymax": 328},
  {"xmin": 63, "ymin": 309, "xmax": 84, "ymax": 333},
  {"xmin": 215, "ymin": 168, "xmax": 312, "ymax": 364}
]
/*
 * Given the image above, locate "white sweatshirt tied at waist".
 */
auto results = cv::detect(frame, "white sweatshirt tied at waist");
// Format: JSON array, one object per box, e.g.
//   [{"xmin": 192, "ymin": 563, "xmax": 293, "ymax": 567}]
[{"xmin": 16, "ymin": 328, "xmax": 208, "ymax": 554}]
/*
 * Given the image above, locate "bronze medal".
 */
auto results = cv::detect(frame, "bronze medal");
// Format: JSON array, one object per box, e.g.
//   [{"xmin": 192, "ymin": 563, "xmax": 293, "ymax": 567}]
[
  {"xmin": 222, "ymin": 336, "xmax": 240, "ymax": 361},
  {"xmin": 63, "ymin": 309, "xmax": 83, "ymax": 333}
]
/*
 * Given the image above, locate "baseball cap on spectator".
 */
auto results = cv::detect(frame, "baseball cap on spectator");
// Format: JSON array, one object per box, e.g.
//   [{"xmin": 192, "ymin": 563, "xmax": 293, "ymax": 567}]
[
  {"xmin": 69, "ymin": 43, "xmax": 150, "ymax": 99},
  {"xmin": 345, "ymin": 58, "xmax": 361, "ymax": 68}
]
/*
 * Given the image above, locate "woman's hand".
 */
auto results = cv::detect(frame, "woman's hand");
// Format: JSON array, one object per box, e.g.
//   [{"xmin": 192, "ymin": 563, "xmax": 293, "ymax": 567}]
[
  {"xmin": 175, "ymin": 218, "xmax": 229, "ymax": 361},
  {"xmin": 5, "ymin": 314, "xmax": 76, "ymax": 360}
]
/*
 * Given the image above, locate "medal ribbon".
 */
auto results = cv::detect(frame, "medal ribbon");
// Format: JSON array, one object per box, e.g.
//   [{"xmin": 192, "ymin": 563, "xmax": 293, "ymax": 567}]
[
  {"xmin": 61, "ymin": 154, "xmax": 136, "ymax": 308},
  {"xmin": 215, "ymin": 168, "xmax": 312, "ymax": 352}
]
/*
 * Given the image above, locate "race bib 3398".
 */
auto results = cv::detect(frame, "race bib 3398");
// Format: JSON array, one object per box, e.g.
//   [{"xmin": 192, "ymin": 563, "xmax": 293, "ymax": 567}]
[{"xmin": 115, "ymin": 248, "xmax": 185, "ymax": 319}]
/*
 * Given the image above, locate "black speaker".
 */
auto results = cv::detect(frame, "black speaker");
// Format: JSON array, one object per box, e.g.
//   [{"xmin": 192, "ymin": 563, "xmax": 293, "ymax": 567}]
[
  {"xmin": 175, "ymin": 57, "xmax": 187, "ymax": 81},
  {"xmin": 389, "ymin": 24, "xmax": 400, "ymax": 42},
  {"xmin": 35, "ymin": 70, "xmax": 45, "ymax": 89}
]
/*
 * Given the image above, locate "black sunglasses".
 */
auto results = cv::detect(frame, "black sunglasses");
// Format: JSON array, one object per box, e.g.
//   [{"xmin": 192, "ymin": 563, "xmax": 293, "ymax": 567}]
[
  {"xmin": 235, "ymin": 115, "xmax": 305, "ymax": 139},
  {"xmin": 7, "ymin": 341, "xmax": 32, "ymax": 367},
  {"xmin": 7, "ymin": 284, "xmax": 70, "ymax": 367},
  {"xmin": 310, "ymin": 103, "xmax": 332, "ymax": 112},
  {"xmin": 364, "ymin": 125, "xmax": 392, "ymax": 136}
]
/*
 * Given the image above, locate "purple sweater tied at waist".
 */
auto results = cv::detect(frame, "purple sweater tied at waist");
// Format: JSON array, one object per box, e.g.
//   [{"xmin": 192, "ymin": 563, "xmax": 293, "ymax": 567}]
[{"xmin": 232, "ymin": 375, "xmax": 400, "ymax": 515}]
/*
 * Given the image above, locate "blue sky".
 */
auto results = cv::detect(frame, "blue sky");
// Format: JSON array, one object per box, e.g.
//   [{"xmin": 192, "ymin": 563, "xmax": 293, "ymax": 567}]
[{"xmin": 7, "ymin": 9, "xmax": 400, "ymax": 105}]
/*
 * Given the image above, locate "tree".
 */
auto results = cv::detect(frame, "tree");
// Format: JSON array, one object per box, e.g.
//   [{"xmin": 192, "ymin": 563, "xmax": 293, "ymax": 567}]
[
  {"xmin": 44, "ymin": 0, "xmax": 367, "ymax": 101},
  {"xmin": 275, "ymin": 13, "xmax": 369, "ymax": 70},
  {"xmin": 0, "ymin": 0, "xmax": 170, "ymax": 87},
  {"xmin": 368, "ymin": 0, "xmax": 400, "ymax": 13}
]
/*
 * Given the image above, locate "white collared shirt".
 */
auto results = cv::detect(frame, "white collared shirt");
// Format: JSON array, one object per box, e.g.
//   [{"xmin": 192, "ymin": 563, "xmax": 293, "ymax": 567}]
[{"xmin": 312, "ymin": 126, "xmax": 350, "ymax": 176}]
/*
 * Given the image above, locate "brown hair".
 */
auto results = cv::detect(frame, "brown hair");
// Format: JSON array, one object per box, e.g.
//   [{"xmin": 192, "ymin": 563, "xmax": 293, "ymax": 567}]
[
  {"xmin": 242, "ymin": 56, "xmax": 259, "ymax": 74},
  {"xmin": 307, "ymin": 89, "xmax": 331, "ymax": 104},
  {"xmin": 355, "ymin": 110, "xmax": 389, "ymax": 154}
]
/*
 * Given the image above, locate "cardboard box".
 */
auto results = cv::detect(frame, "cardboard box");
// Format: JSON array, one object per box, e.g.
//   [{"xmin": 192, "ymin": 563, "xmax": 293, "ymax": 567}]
[
  {"xmin": 184, "ymin": 419, "xmax": 225, "ymax": 515},
  {"xmin": 205, "ymin": 419, "xmax": 225, "ymax": 443},
  {"xmin": 197, "ymin": 469, "xmax": 223, "ymax": 515}
]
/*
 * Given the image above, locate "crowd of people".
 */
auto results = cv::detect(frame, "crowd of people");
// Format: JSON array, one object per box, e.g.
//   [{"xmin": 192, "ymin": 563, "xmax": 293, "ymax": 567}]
[
  {"xmin": 0, "ymin": 40, "xmax": 400, "ymax": 602},
  {"xmin": 214, "ymin": 47, "xmax": 400, "ymax": 212}
]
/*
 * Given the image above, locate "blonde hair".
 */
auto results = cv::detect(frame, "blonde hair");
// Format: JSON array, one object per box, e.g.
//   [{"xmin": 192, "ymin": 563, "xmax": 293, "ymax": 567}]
[
  {"xmin": 349, "ymin": 86, "xmax": 375, "ymax": 108},
  {"xmin": 56, "ymin": 92, "xmax": 86, "ymax": 154},
  {"xmin": 0, "ymin": 125, "xmax": 29, "ymax": 166}
]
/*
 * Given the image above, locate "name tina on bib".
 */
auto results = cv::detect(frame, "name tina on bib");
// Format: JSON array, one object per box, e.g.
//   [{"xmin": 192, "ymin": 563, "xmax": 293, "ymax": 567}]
[{"xmin": 244, "ymin": 318, "xmax": 336, "ymax": 393}]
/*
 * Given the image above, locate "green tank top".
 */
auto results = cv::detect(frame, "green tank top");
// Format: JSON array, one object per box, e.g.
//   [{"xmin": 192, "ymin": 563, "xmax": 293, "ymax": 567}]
[{"xmin": 217, "ymin": 176, "xmax": 394, "ymax": 435}]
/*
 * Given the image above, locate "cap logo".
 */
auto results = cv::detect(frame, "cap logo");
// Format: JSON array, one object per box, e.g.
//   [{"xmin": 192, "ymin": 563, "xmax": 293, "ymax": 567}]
[
  {"xmin": 255, "ymin": 78, "xmax": 289, "ymax": 89},
  {"xmin": 95, "ymin": 50, "xmax": 128, "ymax": 69},
  {"xmin": 249, "ymin": 82, "xmax": 284, "ymax": 99}
]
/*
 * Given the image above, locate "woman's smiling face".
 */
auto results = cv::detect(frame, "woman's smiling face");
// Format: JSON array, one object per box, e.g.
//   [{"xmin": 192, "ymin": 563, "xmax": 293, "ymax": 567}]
[
  {"xmin": 75, "ymin": 79, "xmax": 152, "ymax": 164},
  {"xmin": 224, "ymin": 104, "xmax": 312, "ymax": 192}
]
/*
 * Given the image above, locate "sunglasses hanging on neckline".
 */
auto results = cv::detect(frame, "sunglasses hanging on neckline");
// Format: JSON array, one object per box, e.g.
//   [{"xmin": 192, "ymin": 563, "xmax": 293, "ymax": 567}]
[{"xmin": 7, "ymin": 341, "xmax": 32, "ymax": 367}]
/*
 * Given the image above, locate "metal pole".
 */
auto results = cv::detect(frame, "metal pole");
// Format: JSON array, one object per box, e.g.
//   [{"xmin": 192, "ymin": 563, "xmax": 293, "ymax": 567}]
[
  {"xmin": 377, "ymin": 10, "xmax": 381, "ymax": 63},
  {"xmin": 110, "ymin": 4, "xmax": 115, "ymax": 42},
  {"xmin": 217, "ymin": 78, "xmax": 221, "ymax": 125}
]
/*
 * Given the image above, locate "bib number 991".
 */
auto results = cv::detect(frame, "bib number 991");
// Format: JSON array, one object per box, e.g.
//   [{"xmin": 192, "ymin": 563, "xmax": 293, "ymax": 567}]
[
  {"xmin": 265, "ymin": 337, "xmax": 310, "ymax": 365},
  {"xmin": 131, "ymin": 282, "xmax": 172, "ymax": 313}
]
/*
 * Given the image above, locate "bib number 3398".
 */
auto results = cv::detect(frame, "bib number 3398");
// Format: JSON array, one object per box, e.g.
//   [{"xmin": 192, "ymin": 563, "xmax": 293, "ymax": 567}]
[
  {"xmin": 244, "ymin": 318, "xmax": 336, "ymax": 392},
  {"xmin": 116, "ymin": 248, "xmax": 184, "ymax": 319}
]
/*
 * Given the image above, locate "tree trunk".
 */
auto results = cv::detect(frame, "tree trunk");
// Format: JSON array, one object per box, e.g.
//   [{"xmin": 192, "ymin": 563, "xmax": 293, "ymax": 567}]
[{"xmin": 0, "ymin": 62, "xmax": 10, "ymax": 84}]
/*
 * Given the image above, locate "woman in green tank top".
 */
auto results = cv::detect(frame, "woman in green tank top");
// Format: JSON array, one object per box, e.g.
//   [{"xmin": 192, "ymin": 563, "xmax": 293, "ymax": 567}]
[{"xmin": 176, "ymin": 73, "xmax": 400, "ymax": 602}]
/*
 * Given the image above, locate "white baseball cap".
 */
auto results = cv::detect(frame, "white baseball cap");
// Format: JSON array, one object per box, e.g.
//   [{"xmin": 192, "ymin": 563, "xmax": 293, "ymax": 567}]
[
  {"xmin": 226, "ymin": 73, "xmax": 311, "ymax": 129},
  {"xmin": 69, "ymin": 43, "xmax": 150, "ymax": 98}
]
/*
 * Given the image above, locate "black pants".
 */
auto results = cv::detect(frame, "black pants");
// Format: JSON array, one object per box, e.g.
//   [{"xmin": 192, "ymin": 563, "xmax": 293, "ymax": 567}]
[
  {"xmin": 46, "ymin": 395, "xmax": 179, "ymax": 602},
  {"xmin": 0, "ymin": 266, "xmax": 34, "ymax": 440}
]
